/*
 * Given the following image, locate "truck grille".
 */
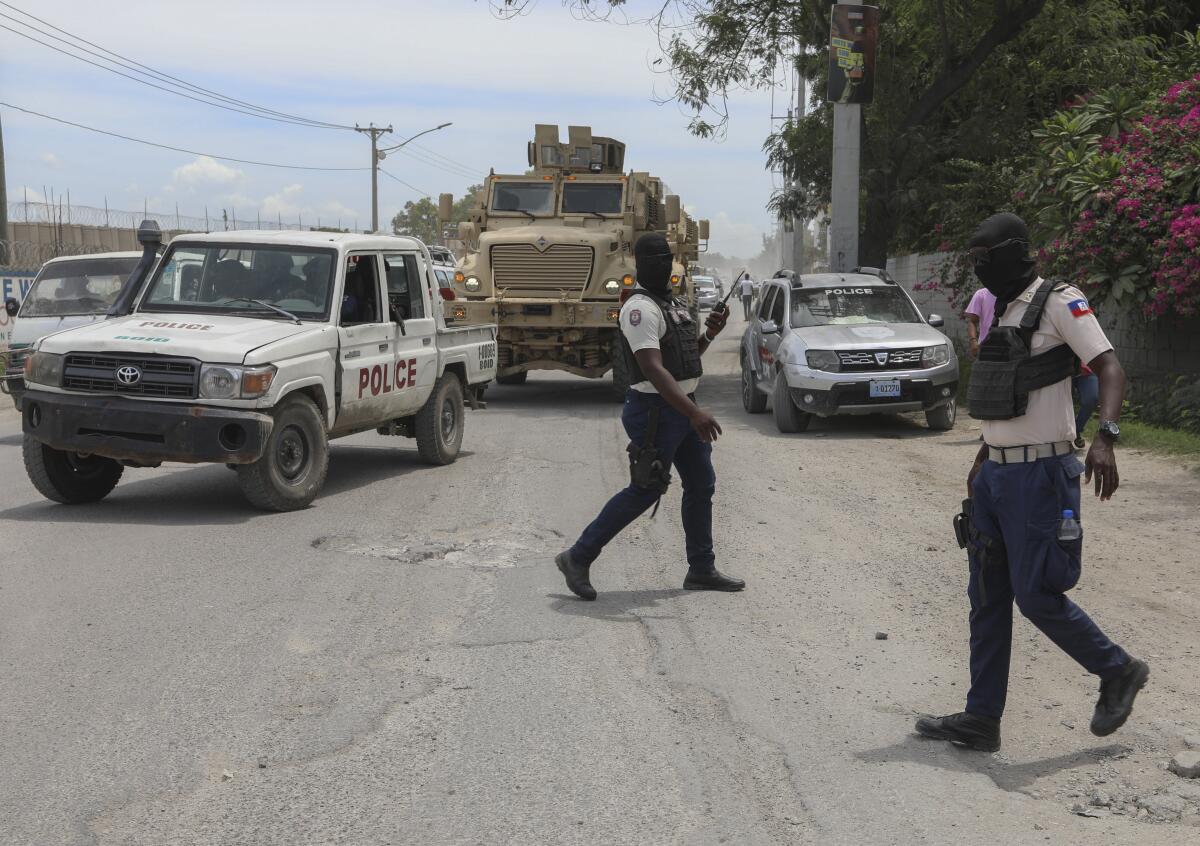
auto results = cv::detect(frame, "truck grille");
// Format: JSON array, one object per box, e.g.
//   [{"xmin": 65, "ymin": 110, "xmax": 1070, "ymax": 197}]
[
  {"xmin": 63, "ymin": 353, "xmax": 199, "ymax": 399},
  {"xmin": 837, "ymin": 348, "xmax": 925, "ymax": 372},
  {"xmin": 491, "ymin": 244, "xmax": 594, "ymax": 290}
]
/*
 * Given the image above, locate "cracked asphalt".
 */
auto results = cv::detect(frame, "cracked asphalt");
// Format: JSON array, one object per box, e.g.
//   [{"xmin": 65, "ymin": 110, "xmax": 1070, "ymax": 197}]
[{"xmin": 2, "ymin": 310, "xmax": 1199, "ymax": 845}]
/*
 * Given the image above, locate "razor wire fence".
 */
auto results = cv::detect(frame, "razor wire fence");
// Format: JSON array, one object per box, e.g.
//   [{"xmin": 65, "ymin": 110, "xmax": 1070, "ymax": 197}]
[
  {"xmin": 7, "ymin": 200, "xmax": 362, "ymax": 236},
  {"xmin": 0, "ymin": 239, "xmax": 127, "ymax": 272}
]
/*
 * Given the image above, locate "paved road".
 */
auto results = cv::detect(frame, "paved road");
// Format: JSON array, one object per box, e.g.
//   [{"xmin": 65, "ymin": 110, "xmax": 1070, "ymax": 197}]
[{"xmin": 2, "ymin": 312, "xmax": 1198, "ymax": 845}]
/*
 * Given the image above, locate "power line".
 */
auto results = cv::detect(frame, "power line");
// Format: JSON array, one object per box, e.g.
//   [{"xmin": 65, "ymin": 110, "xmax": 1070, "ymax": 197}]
[
  {"xmin": 406, "ymin": 140, "xmax": 484, "ymax": 180},
  {"xmin": 380, "ymin": 168, "xmax": 429, "ymax": 197},
  {"xmin": 0, "ymin": 1, "xmax": 354, "ymax": 130},
  {"xmin": 0, "ymin": 101, "xmax": 370, "ymax": 171},
  {"xmin": 388, "ymin": 144, "xmax": 480, "ymax": 181}
]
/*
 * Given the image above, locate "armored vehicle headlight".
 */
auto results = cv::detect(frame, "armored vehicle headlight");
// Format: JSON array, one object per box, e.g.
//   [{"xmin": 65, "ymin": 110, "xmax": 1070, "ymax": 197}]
[
  {"xmin": 622, "ymin": 274, "xmax": 635, "ymax": 287},
  {"xmin": 921, "ymin": 343, "xmax": 951, "ymax": 367},
  {"xmin": 200, "ymin": 365, "xmax": 240, "ymax": 399},
  {"xmin": 804, "ymin": 350, "xmax": 840, "ymax": 372},
  {"xmin": 464, "ymin": 276, "xmax": 481, "ymax": 292},
  {"xmin": 24, "ymin": 351, "xmax": 63, "ymax": 386},
  {"xmin": 604, "ymin": 279, "xmax": 621, "ymax": 295}
]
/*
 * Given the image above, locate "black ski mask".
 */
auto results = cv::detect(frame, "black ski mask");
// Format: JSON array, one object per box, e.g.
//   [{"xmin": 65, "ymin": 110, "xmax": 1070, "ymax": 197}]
[
  {"xmin": 967, "ymin": 212, "xmax": 1038, "ymax": 309},
  {"xmin": 634, "ymin": 233, "xmax": 674, "ymax": 298}
]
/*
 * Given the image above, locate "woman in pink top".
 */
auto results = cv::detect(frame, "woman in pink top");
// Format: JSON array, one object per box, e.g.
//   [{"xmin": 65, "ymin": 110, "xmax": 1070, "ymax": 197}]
[{"xmin": 963, "ymin": 287, "xmax": 997, "ymax": 358}]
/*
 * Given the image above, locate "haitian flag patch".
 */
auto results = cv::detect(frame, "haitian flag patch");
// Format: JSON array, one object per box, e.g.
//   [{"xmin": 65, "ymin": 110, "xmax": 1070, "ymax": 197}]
[{"xmin": 1067, "ymin": 298, "xmax": 1093, "ymax": 318}]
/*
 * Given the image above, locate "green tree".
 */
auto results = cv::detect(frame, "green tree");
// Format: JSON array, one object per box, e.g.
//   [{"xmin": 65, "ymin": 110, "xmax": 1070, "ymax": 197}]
[{"xmin": 391, "ymin": 184, "xmax": 484, "ymax": 245}]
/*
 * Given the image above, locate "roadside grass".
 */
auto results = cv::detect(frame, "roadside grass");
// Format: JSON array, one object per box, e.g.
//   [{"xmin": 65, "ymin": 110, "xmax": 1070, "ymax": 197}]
[{"xmin": 955, "ymin": 354, "xmax": 1200, "ymax": 467}]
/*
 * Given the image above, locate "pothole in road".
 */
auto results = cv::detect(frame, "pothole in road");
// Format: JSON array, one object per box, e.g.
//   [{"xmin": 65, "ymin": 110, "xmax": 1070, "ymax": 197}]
[{"xmin": 313, "ymin": 524, "xmax": 560, "ymax": 570}]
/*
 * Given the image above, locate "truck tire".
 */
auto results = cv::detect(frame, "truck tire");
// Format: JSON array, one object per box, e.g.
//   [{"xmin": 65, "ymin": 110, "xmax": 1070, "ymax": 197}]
[
  {"xmin": 416, "ymin": 373, "xmax": 464, "ymax": 465},
  {"xmin": 741, "ymin": 353, "xmax": 767, "ymax": 414},
  {"xmin": 610, "ymin": 337, "xmax": 631, "ymax": 400},
  {"xmin": 237, "ymin": 394, "xmax": 328, "ymax": 511},
  {"xmin": 23, "ymin": 436, "xmax": 123, "ymax": 504},
  {"xmin": 496, "ymin": 370, "xmax": 528, "ymax": 385},
  {"xmin": 926, "ymin": 399, "xmax": 958, "ymax": 431},
  {"xmin": 773, "ymin": 373, "xmax": 811, "ymax": 433}
]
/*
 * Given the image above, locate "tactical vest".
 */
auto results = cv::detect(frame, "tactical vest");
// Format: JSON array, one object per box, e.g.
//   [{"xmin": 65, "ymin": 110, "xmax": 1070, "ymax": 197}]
[
  {"xmin": 967, "ymin": 278, "xmax": 1080, "ymax": 420},
  {"xmin": 620, "ymin": 291, "xmax": 703, "ymax": 385}
]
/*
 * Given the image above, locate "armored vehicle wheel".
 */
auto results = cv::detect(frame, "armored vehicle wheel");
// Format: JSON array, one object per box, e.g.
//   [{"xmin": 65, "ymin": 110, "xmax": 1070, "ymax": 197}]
[
  {"xmin": 741, "ymin": 354, "xmax": 767, "ymax": 414},
  {"xmin": 772, "ymin": 373, "xmax": 810, "ymax": 433},
  {"xmin": 926, "ymin": 399, "xmax": 958, "ymax": 431},
  {"xmin": 237, "ymin": 394, "xmax": 328, "ymax": 511},
  {"xmin": 23, "ymin": 436, "xmax": 123, "ymax": 504},
  {"xmin": 416, "ymin": 373, "xmax": 464, "ymax": 465},
  {"xmin": 496, "ymin": 371, "xmax": 528, "ymax": 386},
  {"xmin": 610, "ymin": 338, "xmax": 632, "ymax": 400}
]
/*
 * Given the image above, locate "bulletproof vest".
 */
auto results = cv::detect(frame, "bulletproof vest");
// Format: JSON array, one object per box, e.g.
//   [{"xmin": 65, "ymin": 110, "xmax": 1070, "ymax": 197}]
[
  {"xmin": 620, "ymin": 290, "xmax": 703, "ymax": 385},
  {"xmin": 967, "ymin": 278, "xmax": 1080, "ymax": 420}
]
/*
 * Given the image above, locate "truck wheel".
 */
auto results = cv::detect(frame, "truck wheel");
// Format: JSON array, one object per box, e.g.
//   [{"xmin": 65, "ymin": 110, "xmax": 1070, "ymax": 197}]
[
  {"xmin": 496, "ymin": 370, "xmax": 528, "ymax": 386},
  {"xmin": 416, "ymin": 373, "xmax": 464, "ymax": 465},
  {"xmin": 23, "ymin": 436, "xmax": 124, "ymax": 504},
  {"xmin": 237, "ymin": 394, "xmax": 328, "ymax": 511},
  {"xmin": 741, "ymin": 354, "xmax": 767, "ymax": 414},
  {"xmin": 926, "ymin": 399, "xmax": 958, "ymax": 431},
  {"xmin": 610, "ymin": 337, "xmax": 631, "ymax": 401},
  {"xmin": 773, "ymin": 373, "xmax": 810, "ymax": 433}
]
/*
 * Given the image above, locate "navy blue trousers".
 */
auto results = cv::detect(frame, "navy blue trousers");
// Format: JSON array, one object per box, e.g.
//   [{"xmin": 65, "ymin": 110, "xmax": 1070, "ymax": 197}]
[
  {"xmin": 966, "ymin": 454, "xmax": 1129, "ymax": 718},
  {"xmin": 569, "ymin": 390, "xmax": 716, "ymax": 572}
]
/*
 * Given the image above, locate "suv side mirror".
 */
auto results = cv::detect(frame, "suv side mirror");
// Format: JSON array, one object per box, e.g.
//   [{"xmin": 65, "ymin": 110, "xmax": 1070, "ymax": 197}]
[
  {"xmin": 4, "ymin": 298, "xmax": 18, "ymax": 317},
  {"xmin": 927, "ymin": 313, "xmax": 945, "ymax": 328},
  {"xmin": 761, "ymin": 319, "xmax": 780, "ymax": 334}
]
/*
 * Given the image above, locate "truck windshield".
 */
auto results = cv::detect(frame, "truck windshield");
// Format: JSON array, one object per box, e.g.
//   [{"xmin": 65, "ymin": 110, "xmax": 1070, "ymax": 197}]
[
  {"xmin": 140, "ymin": 244, "xmax": 336, "ymax": 320},
  {"xmin": 562, "ymin": 182, "xmax": 623, "ymax": 215},
  {"xmin": 19, "ymin": 256, "xmax": 139, "ymax": 317},
  {"xmin": 791, "ymin": 286, "xmax": 921, "ymax": 327},
  {"xmin": 491, "ymin": 182, "xmax": 555, "ymax": 215}
]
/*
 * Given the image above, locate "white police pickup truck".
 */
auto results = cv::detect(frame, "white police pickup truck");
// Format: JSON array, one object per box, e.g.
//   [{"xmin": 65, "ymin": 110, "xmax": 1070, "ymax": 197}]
[{"xmin": 19, "ymin": 227, "xmax": 497, "ymax": 510}]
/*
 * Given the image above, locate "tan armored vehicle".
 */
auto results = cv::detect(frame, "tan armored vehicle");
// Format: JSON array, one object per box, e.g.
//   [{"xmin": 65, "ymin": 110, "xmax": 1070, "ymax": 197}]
[{"xmin": 439, "ymin": 124, "xmax": 709, "ymax": 393}]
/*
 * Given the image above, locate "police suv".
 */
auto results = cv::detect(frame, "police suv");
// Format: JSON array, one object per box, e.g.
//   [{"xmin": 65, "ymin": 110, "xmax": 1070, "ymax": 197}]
[
  {"xmin": 19, "ymin": 225, "xmax": 497, "ymax": 510},
  {"xmin": 740, "ymin": 268, "xmax": 959, "ymax": 432}
]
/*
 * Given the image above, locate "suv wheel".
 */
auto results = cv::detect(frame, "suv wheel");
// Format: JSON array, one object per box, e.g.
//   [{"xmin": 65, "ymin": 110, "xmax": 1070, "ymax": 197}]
[
  {"xmin": 23, "ymin": 437, "xmax": 123, "ymax": 504},
  {"xmin": 237, "ymin": 394, "xmax": 329, "ymax": 511},
  {"xmin": 772, "ymin": 373, "xmax": 811, "ymax": 433},
  {"xmin": 926, "ymin": 398, "xmax": 957, "ymax": 431},
  {"xmin": 416, "ymin": 373, "xmax": 464, "ymax": 465},
  {"xmin": 741, "ymin": 354, "xmax": 767, "ymax": 414}
]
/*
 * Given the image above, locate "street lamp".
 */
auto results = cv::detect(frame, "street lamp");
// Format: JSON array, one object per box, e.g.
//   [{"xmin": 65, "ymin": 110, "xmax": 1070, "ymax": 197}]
[{"xmin": 359, "ymin": 121, "xmax": 453, "ymax": 233}]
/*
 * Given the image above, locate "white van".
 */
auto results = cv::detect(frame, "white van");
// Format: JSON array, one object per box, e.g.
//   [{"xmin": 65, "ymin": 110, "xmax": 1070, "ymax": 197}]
[{"xmin": 2, "ymin": 251, "xmax": 142, "ymax": 410}]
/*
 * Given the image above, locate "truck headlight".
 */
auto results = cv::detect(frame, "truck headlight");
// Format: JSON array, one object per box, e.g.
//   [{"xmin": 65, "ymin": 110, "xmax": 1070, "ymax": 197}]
[
  {"xmin": 604, "ymin": 279, "xmax": 620, "ymax": 295},
  {"xmin": 805, "ymin": 350, "xmax": 840, "ymax": 372},
  {"xmin": 24, "ymin": 351, "xmax": 64, "ymax": 386},
  {"xmin": 464, "ymin": 276, "xmax": 481, "ymax": 292},
  {"xmin": 200, "ymin": 364, "xmax": 277, "ymax": 399},
  {"xmin": 922, "ymin": 343, "xmax": 951, "ymax": 367}
]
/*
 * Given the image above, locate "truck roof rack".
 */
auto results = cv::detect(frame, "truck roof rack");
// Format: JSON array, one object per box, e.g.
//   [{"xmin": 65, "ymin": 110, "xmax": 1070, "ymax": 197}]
[{"xmin": 852, "ymin": 266, "xmax": 897, "ymax": 284}]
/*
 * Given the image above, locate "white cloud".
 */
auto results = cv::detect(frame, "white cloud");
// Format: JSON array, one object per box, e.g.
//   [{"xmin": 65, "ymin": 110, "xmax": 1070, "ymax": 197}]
[
  {"xmin": 40, "ymin": 153, "xmax": 62, "ymax": 169},
  {"xmin": 14, "ymin": 186, "xmax": 45, "ymax": 203},
  {"xmin": 171, "ymin": 156, "xmax": 243, "ymax": 187}
]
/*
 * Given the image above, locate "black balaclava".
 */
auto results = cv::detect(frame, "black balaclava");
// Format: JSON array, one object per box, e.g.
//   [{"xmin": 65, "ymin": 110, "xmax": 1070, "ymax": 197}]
[
  {"xmin": 967, "ymin": 212, "xmax": 1037, "ymax": 312},
  {"xmin": 634, "ymin": 232, "xmax": 674, "ymax": 298}
]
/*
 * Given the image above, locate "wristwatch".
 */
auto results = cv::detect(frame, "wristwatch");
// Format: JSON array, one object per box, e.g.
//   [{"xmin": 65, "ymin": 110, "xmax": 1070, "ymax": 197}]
[{"xmin": 1097, "ymin": 420, "xmax": 1121, "ymax": 441}]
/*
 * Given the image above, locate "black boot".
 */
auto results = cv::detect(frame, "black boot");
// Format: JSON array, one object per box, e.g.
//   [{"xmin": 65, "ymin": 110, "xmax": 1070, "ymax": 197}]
[
  {"xmin": 914, "ymin": 711, "xmax": 1001, "ymax": 752},
  {"xmin": 555, "ymin": 550, "xmax": 596, "ymax": 601},
  {"xmin": 1090, "ymin": 658, "xmax": 1150, "ymax": 737},
  {"xmin": 683, "ymin": 568, "xmax": 745, "ymax": 592}
]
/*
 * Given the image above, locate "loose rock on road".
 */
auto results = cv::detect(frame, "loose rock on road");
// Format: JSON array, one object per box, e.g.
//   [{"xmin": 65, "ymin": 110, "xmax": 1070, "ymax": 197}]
[{"xmin": 2, "ymin": 313, "xmax": 1199, "ymax": 844}]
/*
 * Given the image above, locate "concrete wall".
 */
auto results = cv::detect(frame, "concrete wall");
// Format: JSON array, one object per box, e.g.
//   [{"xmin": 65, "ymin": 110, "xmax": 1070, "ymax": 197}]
[{"xmin": 886, "ymin": 252, "xmax": 970, "ymax": 349}]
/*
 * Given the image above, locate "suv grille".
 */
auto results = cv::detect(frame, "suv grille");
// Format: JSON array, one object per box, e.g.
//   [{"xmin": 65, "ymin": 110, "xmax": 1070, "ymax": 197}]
[
  {"xmin": 491, "ymin": 244, "xmax": 594, "ymax": 290},
  {"xmin": 837, "ymin": 348, "xmax": 924, "ymax": 372},
  {"xmin": 63, "ymin": 353, "xmax": 199, "ymax": 399}
]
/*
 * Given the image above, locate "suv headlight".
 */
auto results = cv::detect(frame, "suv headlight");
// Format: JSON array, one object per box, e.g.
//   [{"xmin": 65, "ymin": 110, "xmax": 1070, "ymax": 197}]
[
  {"xmin": 464, "ymin": 276, "xmax": 481, "ymax": 292},
  {"xmin": 921, "ymin": 343, "xmax": 951, "ymax": 367},
  {"xmin": 200, "ymin": 364, "xmax": 276, "ymax": 399},
  {"xmin": 805, "ymin": 350, "xmax": 840, "ymax": 372},
  {"xmin": 604, "ymin": 279, "xmax": 621, "ymax": 295},
  {"xmin": 24, "ymin": 351, "xmax": 64, "ymax": 386}
]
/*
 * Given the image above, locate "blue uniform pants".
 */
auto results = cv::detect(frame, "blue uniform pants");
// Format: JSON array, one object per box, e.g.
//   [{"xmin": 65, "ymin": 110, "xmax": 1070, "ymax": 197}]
[
  {"xmin": 966, "ymin": 454, "xmax": 1129, "ymax": 718},
  {"xmin": 569, "ymin": 390, "xmax": 716, "ymax": 572}
]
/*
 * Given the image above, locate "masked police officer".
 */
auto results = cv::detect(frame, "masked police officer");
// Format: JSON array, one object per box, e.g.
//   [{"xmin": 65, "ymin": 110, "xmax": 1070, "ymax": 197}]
[
  {"xmin": 554, "ymin": 233, "xmax": 745, "ymax": 600},
  {"xmin": 917, "ymin": 213, "xmax": 1148, "ymax": 752}
]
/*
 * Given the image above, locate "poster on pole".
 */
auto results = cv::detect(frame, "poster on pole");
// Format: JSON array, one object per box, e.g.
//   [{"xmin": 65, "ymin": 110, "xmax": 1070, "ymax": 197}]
[{"xmin": 826, "ymin": 5, "xmax": 880, "ymax": 104}]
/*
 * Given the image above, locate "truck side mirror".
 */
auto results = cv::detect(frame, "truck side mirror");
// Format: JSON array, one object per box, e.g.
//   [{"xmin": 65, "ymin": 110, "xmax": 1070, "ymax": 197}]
[
  {"xmin": 698, "ymin": 219, "xmax": 710, "ymax": 241},
  {"xmin": 927, "ymin": 313, "xmax": 945, "ymax": 328},
  {"xmin": 761, "ymin": 319, "xmax": 780, "ymax": 334},
  {"xmin": 438, "ymin": 193, "xmax": 454, "ymax": 226},
  {"xmin": 665, "ymin": 195, "xmax": 681, "ymax": 225},
  {"xmin": 4, "ymin": 298, "xmax": 18, "ymax": 317}
]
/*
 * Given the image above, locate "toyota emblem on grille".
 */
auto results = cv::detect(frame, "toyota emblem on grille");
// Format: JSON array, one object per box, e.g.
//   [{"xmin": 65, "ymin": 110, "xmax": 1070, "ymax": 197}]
[
  {"xmin": 115, "ymin": 365, "xmax": 142, "ymax": 386},
  {"xmin": 874, "ymin": 352, "xmax": 889, "ymax": 365}
]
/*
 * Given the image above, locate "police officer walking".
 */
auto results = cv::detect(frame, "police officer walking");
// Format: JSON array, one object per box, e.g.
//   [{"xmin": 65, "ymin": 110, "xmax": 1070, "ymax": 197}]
[
  {"xmin": 917, "ymin": 213, "xmax": 1148, "ymax": 752},
  {"xmin": 555, "ymin": 233, "xmax": 746, "ymax": 600}
]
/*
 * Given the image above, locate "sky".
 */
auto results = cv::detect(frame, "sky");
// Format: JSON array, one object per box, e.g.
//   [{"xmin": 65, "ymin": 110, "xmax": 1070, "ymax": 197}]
[{"xmin": 1, "ymin": 0, "xmax": 785, "ymax": 259}]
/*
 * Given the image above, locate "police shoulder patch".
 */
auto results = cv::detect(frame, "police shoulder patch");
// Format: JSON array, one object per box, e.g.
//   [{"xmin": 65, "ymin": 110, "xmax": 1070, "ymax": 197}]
[
  {"xmin": 629, "ymin": 309, "xmax": 642, "ymax": 326},
  {"xmin": 1067, "ymin": 298, "xmax": 1093, "ymax": 318}
]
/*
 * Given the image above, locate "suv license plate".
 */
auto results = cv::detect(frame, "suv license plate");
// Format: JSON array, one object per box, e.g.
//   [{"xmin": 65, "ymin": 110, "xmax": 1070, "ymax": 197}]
[{"xmin": 869, "ymin": 379, "xmax": 901, "ymax": 398}]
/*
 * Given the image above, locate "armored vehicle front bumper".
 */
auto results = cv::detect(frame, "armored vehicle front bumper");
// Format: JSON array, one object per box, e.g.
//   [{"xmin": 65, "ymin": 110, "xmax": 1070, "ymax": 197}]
[{"xmin": 447, "ymin": 299, "xmax": 622, "ymax": 329}]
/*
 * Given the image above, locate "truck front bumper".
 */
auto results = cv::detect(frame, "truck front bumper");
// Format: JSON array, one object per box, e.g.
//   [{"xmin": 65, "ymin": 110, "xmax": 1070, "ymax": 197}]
[
  {"xmin": 22, "ymin": 390, "xmax": 273, "ymax": 466},
  {"xmin": 788, "ymin": 379, "xmax": 958, "ymax": 417},
  {"xmin": 447, "ymin": 299, "xmax": 622, "ymax": 328}
]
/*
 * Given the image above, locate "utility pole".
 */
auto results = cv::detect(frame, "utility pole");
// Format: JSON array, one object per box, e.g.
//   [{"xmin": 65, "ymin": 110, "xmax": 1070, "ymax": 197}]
[
  {"xmin": 355, "ymin": 123, "xmax": 392, "ymax": 233},
  {"xmin": 828, "ymin": 2, "xmax": 877, "ymax": 272},
  {"xmin": 0, "ymin": 112, "xmax": 8, "ymax": 266},
  {"xmin": 789, "ymin": 54, "xmax": 806, "ymax": 275}
]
